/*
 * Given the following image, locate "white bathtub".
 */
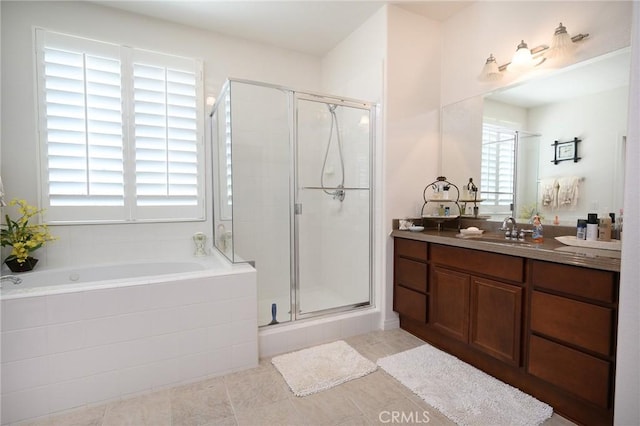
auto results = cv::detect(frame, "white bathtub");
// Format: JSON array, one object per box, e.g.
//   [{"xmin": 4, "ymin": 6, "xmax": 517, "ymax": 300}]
[{"xmin": 0, "ymin": 253, "xmax": 257, "ymax": 425}]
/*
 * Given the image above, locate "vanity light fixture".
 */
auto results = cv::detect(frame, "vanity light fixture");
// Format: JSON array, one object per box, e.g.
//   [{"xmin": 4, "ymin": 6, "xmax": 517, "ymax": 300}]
[
  {"xmin": 478, "ymin": 23, "xmax": 589, "ymax": 81},
  {"xmin": 478, "ymin": 54, "xmax": 503, "ymax": 81}
]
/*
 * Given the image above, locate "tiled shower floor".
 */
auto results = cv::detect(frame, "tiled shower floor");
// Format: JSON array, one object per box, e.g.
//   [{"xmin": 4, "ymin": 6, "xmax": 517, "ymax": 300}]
[{"xmin": 21, "ymin": 329, "xmax": 576, "ymax": 426}]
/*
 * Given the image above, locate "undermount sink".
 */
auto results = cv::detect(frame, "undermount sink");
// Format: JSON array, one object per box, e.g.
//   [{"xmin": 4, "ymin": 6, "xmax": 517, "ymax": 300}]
[{"xmin": 456, "ymin": 232, "xmax": 536, "ymax": 247}]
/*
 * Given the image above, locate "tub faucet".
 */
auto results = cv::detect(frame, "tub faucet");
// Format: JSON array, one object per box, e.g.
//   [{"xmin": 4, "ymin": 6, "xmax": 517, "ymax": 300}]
[
  {"xmin": 500, "ymin": 216, "xmax": 518, "ymax": 239},
  {"xmin": 0, "ymin": 275, "xmax": 23, "ymax": 286}
]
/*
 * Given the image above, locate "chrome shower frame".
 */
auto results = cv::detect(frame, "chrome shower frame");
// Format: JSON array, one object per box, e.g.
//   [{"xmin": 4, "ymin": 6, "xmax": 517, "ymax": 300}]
[{"xmin": 210, "ymin": 77, "xmax": 376, "ymax": 324}]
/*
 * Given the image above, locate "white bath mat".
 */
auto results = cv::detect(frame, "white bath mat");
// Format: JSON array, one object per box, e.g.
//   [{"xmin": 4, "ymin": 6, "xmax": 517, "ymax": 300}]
[
  {"xmin": 271, "ymin": 340, "xmax": 377, "ymax": 397},
  {"xmin": 377, "ymin": 344, "xmax": 553, "ymax": 426}
]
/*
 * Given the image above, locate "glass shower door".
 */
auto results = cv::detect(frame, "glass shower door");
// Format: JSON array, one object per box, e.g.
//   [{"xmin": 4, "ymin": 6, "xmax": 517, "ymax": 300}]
[{"xmin": 295, "ymin": 96, "xmax": 372, "ymax": 317}]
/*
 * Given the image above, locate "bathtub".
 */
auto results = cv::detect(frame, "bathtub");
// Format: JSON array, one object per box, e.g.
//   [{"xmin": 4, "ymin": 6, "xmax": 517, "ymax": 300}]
[{"xmin": 0, "ymin": 253, "xmax": 257, "ymax": 425}]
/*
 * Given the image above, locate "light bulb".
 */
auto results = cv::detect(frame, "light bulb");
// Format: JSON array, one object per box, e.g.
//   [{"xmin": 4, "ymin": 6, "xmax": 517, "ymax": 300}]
[{"xmin": 507, "ymin": 40, "xmax": 534, "ymax": 72}]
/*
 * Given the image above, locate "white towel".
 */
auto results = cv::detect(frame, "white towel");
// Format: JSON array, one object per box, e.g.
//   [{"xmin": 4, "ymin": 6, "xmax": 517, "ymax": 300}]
[
  {"xmin": 539, "ymin": 178, "xmax": 558, "ymax": 209},
  {"xmin": 557, "ymin": 176, "xmax": 581, "ymax": 208}
]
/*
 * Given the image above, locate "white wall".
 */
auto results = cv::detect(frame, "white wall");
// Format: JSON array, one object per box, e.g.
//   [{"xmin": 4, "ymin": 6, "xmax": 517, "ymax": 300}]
[
  {"xmin": 383, "ymin": 6, "xmax": 442, "ymax": 328},
  {"xmin": 614, "ymin": 3, "xmax": 640, "ymax": 424},
  {"xmin": 0, "ymin": 1, "xmax": 321, "ymax": 268},
  {"xmin": 441, "ymin": 2, "xmax": 637, "ymax": 423},
  {"xmin": 531, "ymin": 86, "xmax": 628, "ymax": 224}
]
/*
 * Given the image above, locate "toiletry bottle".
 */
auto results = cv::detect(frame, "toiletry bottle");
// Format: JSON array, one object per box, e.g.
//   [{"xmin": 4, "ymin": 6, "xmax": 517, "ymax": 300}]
[
  {"xmin": 586, "ymin": 213, "xmax": 599, "ymax": 241},
  {"xmin": 576, "ymin": 219, "xmax": 587, "ymax": 240},
  {"xmin": 532, "ymin": 215, "xmax": 544, "ymax": 243},
  {"xmin": 553, "ymin": 215, "xmax": 560, "ymax": 225},
  {"xmin": 598, "ymin": 217, "xmax": 612, "ymax": 241},
  {"xmin": 609, "ymin": 212, "xmax": 618, "ymax": 239},
  {"xmin": 617, "ymin": 209, "xmax": 623, "ymax": 241}
]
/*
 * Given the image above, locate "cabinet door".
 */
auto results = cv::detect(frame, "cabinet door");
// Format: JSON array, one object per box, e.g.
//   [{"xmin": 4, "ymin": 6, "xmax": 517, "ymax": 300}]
[
  {"xmin": 431, "ymin": 266, "xmax": 470, "ymax": 342},
  {"xmin": 470, "ymin": 277, "xmax": 522, "ymax": 365}
]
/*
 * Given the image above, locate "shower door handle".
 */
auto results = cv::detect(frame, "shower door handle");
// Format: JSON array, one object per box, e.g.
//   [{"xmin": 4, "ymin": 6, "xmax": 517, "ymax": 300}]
[{"xmin": 294, "ymin": 203, "xmax": 302, "ymax": 215}]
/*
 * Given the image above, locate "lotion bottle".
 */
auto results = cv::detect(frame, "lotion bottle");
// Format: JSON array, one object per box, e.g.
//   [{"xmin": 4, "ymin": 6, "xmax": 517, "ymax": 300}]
[{"xmin": 586, "ymin": 213, "xmax": 599, "ymax": 241}]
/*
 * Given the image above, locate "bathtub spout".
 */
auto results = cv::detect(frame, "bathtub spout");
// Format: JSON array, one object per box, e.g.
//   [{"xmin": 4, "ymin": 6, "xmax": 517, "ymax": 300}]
[{"xmin": 0, "ymin": 275, "xmax": 23, "ymax": 286}]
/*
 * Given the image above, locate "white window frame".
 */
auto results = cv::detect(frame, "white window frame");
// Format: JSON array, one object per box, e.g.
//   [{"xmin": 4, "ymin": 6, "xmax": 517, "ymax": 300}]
[
  {"xmin": 480, "ymin": 123, "xmax": 516, "ymax": 215},
  {"xmin": 35, "ymin": 29, "xmax": 205, "ymax": 224}
]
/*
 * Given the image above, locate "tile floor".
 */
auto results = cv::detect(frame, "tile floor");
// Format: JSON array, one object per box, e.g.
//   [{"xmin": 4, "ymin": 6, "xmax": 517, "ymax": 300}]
[{"xmin": 21, "ymin": 328, "xmax": 576, "ymax": 426}]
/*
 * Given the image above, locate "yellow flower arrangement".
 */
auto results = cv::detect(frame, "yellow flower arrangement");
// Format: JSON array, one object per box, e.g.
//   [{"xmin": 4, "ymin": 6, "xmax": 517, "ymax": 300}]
[{"xmin": 1, "ymin": 199, "xmax": 56, "ymax": 264}]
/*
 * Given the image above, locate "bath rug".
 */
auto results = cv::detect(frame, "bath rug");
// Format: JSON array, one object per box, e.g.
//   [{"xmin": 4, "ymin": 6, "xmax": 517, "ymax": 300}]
[
  {"xmin": 271, "ymin": 340, "xmax": 377, "ymax": 397},
  {"xmin": 377, "ymin": 344, "xmax": 553, "ymax": 426}
]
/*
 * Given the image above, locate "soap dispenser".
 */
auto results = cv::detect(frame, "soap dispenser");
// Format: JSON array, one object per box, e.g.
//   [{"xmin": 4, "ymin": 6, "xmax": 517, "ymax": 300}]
[{"xmin": 532, "ymin": 215, "xmax": 544, "ymax": 243}]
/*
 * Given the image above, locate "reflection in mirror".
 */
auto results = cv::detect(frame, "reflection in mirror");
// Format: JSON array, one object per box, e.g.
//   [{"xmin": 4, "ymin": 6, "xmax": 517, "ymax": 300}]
[{"xmin": 441, "ymin": 47, "xmax": 630, "ymax": 225}]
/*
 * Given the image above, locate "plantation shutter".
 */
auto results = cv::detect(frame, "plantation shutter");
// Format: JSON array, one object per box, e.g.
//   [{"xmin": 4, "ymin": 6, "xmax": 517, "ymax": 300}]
[
  {"xmin": 130, "ymin": 50, "xmax": 203, "ymax": 220},
  {"xmin": 480, "ymin": 124, "xmax": 515, "ymax": 214},
  {"xmin": 37, "ymin": 30, "xmax": 127, "ymax": 222},
  {"xmin": 133, "ymin": 64, "xmax": 199, "ymax": 206},
  {"xmin": 36, "ymin": 29, "xmax": 204, "ymax": 223}
]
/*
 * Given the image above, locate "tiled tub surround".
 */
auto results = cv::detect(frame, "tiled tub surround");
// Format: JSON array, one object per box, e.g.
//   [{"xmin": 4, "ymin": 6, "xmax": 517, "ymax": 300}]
[{"xmin": 0, "ymin": 254, "xmax": 257, "ymax": 425}]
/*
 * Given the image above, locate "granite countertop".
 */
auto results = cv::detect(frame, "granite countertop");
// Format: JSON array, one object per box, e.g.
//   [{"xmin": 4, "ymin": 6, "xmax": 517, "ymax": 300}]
[{"xmin": 391, "ymin": 228, "xmax": 621, "ymax": 272}]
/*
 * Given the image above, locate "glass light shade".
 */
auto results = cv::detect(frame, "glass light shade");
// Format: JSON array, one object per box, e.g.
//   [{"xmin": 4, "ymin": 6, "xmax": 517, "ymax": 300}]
[
  {"xmin": 478, "ymin": 54, "xmax": 503, "ymax": 82},
  {"xmin": 548, "ymin": 23, "xmax": 575, "ymax": 59},
  {"xmin": 507, "ymin": 40, "xmax": 534, "ymax": 72}
]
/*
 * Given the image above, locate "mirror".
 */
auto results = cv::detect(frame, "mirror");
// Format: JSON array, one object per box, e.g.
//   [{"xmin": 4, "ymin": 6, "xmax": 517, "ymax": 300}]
[{"xmin": 441, "ymin": 47, "xmax": 631, "ymax": 225}]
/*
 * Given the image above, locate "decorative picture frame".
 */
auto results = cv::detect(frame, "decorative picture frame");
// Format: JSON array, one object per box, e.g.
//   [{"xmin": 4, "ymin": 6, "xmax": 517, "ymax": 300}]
[{"xmin": 552, "ymin": 137, "xmax": 581, "ymax": 165}]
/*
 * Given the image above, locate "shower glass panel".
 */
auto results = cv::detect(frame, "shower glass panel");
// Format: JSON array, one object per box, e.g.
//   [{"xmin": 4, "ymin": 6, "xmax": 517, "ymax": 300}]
[
  {"xmin": 212, "ymin": 80, "xmax": 293, "ymax": 325},
  {"xmin": 211, "ymin": 79, "xmax": 373, "ymax": 327},
  {"xmin": 296, "ymin": 96, "xmax": 372, "ymax": 317}
]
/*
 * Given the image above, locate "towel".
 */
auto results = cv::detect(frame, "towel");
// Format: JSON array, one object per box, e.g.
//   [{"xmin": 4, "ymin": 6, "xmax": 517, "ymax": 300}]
[
  {"xmin": 557, "ymin": 176, "xmax": 581, "ymax": 208},
  {"xmin": 539, "ymin": 178, "xmax": 558, "ymax": 209}
]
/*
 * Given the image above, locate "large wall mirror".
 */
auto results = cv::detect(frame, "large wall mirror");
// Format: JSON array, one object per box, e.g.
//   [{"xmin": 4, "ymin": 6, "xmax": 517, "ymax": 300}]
[{"xmin": 441, "ymin": 47, "xmax": 630, "ymax": 225}]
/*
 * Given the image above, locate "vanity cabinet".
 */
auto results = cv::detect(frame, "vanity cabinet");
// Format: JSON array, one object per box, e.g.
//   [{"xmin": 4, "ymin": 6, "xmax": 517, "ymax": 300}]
[
  {"xmin": 430, "ymin": 245, "xmax": 524, "ymax": 365},
  {"xmin": 393, "ymin": 238, "xmax": 428, "ymax": 323},
  {"xmin": 392, "ymin": 235, "xmax": 619, "ymax": 425},
  {"xmin": 528, "ymin": 260, "xmax": 617, "ymax": 410}
]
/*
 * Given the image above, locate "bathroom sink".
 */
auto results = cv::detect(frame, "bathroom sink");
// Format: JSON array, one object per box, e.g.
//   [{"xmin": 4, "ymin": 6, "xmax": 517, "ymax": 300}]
[{"xmin": 456, "ymin": 232, "xmax": 536, "ymax": 247}]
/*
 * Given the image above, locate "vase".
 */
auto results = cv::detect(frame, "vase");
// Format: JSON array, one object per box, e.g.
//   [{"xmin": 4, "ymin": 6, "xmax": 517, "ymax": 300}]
[{"xmin": 5, "ymin": 256, "xmax": 38, "ymax": 273}]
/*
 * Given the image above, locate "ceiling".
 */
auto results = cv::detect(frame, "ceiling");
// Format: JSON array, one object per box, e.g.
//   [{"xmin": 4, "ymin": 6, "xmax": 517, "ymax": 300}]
[{"xmin": 92, "ymin": 1, "xmax": 473, "ymax": 55}]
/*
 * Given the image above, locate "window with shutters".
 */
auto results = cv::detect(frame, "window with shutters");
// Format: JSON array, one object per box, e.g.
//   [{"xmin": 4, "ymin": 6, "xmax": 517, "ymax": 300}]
[
  {"xmin": 480, "ymin": 123, "xmax": 516, "ymax": 215},
  {"xmin": 35, "ymin": 29, "xmax": 204, "ymax": 223}
]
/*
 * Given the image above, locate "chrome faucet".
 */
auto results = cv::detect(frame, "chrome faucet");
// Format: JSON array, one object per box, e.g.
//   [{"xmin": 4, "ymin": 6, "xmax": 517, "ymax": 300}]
[
  {"xmin": 0, "ymin": 275, "xmax": 23, "ymax": 286},
  {"xmin": 500, "ymin": 216, "xmax": 518, "ymax": 239}
]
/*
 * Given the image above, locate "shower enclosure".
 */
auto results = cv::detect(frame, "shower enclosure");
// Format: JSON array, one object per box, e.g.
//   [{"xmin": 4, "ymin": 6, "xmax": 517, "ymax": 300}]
[{"xmin": 210, "ymin": 79, "xmax": 374, "ymax": 326}]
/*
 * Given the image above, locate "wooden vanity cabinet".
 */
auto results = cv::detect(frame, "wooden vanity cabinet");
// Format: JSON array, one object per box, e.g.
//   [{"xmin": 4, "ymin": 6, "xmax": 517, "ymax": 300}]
[
  {"xmin": 393, "ymin": 238, "xmax": 428, "ymax": 323},
  {"xmin": 430, "ymin": 245, "xmax": 524, "ymax": 365},
  {"xmin": 393, "ymin": 237, "xmax": 619, "ymax": 425},
  {"xmin": 528, "ymin": 260, "xmax": 618, "ymax": 411}
]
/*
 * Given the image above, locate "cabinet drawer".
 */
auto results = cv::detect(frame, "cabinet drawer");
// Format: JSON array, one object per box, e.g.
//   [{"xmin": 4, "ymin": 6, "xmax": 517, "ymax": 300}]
[
  {"xmin": 531, "ymin": 291, "xmax": 613, "ymax": 356},
  {"xmin": 531, "ymin": 260, "xmax": 616, "ymax": 303},
  {"xmin": 396, "ymin": 257, "xmax": 427, "ymax": 293},
  {"xmin": 394, "ymin": 285, "xmax": 427, "ymax": 323},
  {"xmin": 528, "ymin": 335, "xmax": 611, "ymax": 408},
  {"xmin": 431, "ymin": 244, "xmax": 524, "ymax": 283},
  {"xmin": 395, "ymin": 238, "xmax": 427, "ymax": 262}
]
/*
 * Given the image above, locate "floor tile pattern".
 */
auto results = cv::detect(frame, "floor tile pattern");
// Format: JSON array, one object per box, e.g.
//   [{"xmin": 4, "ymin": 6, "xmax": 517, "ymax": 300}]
[{"xmin": 20, "ymin": 329, "xmax": 576, "ymax": 426}]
